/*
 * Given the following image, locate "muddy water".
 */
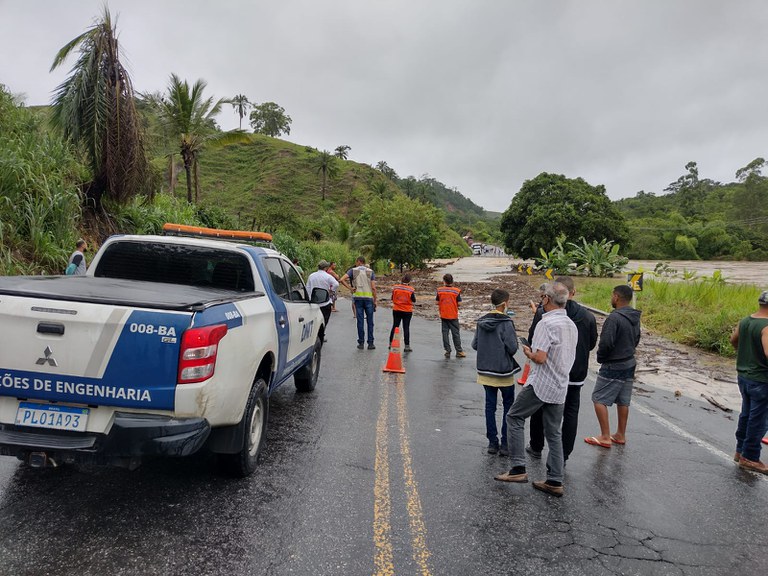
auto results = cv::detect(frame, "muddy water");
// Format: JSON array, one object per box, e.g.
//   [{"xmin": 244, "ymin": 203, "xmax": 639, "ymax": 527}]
[
  {"xmin": 626, "ymin": 260, "xmax": 768, "ymax": 287},
  {"xmin": 434, "ymin": 257, "xmax": 767, "ymax": 287}
]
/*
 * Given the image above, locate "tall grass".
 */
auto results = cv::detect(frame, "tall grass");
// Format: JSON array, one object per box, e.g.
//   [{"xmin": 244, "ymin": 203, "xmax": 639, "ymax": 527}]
[
  {"xmin": 574, "ymin": 276, "xmax": 760, "ymax": 356},
  {"xmin": 0, "ymin": 86, "xmax": 87, "ymax": 275}
]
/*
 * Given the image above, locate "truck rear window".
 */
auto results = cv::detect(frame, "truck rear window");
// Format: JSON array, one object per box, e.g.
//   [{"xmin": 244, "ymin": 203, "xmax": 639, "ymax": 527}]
[{"xmin": 93, "ymin": 241, "xmax": 255, "ymax": 292}]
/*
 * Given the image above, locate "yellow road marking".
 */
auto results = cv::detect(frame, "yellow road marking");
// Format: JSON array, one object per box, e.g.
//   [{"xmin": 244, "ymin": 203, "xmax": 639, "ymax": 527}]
[
  {"xmin": 373, "ymin": 379, "xmax": 394, "ymax": 576},
  {"xmin": 395, "ymin": 377, "xmax": 433, "ymax": 576}
]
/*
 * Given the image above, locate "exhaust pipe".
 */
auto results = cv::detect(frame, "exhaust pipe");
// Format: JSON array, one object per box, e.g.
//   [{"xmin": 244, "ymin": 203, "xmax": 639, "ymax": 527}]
[{"xmin": 28, "ymin": 452, "xmax": 58, "ymax": 468}]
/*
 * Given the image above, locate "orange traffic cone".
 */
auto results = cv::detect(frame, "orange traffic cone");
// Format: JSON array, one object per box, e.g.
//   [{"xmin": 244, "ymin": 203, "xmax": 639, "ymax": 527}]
[
  {"xmin": 517, "ymin": 362, "xmax": 530, "ymax": 385},
  {"xmin": 383, "ymin": 327, "xmax": 406, "ymax": 374}
]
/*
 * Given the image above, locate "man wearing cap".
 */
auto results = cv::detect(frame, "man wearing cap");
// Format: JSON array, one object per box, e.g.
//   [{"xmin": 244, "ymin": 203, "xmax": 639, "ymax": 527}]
[
  {"xmin": 729, "ymin": 290, "xmax": 768, "ymax": 475},
  {"xmin": 306, "ymin": 260, "xmax": 339, "ymax": 330}
]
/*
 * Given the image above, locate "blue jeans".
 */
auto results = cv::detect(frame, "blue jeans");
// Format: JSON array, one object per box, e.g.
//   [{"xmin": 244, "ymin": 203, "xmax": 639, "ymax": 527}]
[
  {"xmin": 484, "ymin": 385, "xmax": 515, "ymax": 447},
  {"xmin": 735, "ymin": 375, "xmax": 768, "ymax": 461},
  {"xmin": 354, "ymin": 298, "xmax": 375, "ymax": 345}
]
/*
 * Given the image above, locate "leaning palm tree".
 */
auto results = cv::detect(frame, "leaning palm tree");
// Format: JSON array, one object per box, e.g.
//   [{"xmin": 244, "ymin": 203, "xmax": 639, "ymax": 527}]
[
  {"xmin": 50, "ymin": 7, "xmax": 149, "ymax": 208},
  {"xmin": 230, "ymin": 94, "xmax": 250, "ymax": 130},
  {"xmin": 160, "ymin": 74, "xmax": 249, "ymax": 203},
  {"xmin": 312, "ymin": 150, "xmax": 340, "ymax": 201}
]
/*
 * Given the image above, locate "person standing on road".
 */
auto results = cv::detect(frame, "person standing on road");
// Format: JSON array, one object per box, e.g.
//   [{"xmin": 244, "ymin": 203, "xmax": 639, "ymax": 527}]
[
  {"xmin": 526, "ymin": 277, "xmax": 597, "ymax": 463},
  {"xmin": 389, "ymin": 274, "xmax": 416, "ymax": 352},
  {"xmin": 342, "ymin": 256, "xmax": 377, "ymax": 350},
  {"xmin": 494, "ymin": 282, "xmax": 577, "ymax": 497},
  {"xmin": 305, "ymin": 260, "xmax": 339, "ymax": 331},
  {"xmin": 729, "ymin": 290, "xmax": 768, "ymax": 475},
  {"xmin": 584, "ymin": 285, "xmax": 641, "ymax": 449},
  {"xmin": 65, "ymin": 239, "xmax": 87, "ymax": 275},
  {"xmin": 472, "ymin": 288, "xmax": 519, "ymax": 456},
  {"xmin": 327, "ymin": 262, "xmax": 341, "ymax": 312},
  {"xmin": 437, "ymin": 273, "xmax": 465, "ymax": 358}
]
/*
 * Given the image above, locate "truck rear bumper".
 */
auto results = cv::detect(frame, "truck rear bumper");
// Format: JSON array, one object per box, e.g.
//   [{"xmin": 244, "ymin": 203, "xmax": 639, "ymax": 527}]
[{"xmin": 0, "ymin": 412, "xmax": 210, "ymax": 468}]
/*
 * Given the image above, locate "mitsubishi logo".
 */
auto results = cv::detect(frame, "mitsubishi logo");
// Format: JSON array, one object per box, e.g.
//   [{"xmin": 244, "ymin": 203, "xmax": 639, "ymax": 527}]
[{"xmin": 36, "ymin": 346, "xmax": 58, "ymax": 367}]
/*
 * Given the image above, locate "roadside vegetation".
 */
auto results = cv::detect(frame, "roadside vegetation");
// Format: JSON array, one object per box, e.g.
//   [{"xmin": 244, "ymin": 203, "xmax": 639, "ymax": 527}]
[{"xmin": 574, "ymin": 274, "xmax": 759, "ymax": 357}]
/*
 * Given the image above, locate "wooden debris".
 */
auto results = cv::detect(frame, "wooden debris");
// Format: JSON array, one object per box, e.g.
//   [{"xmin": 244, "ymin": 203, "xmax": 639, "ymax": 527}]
[{"xmin": 701, "ymin": 394, "xmax": 732, "ymax": 412}]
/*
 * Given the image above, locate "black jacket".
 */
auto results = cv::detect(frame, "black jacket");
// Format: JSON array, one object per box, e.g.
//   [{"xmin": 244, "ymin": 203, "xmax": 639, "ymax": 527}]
[
  {"xmin": 471, "ymin": 312, "xmax": 519, "ymax": 377},
  {"xmin": 528, "ymin": 300, "xmax": 597, "ymax": 382},
  {"xmin": 597, "ymin": 306, "xmax": 642, "ymax": 368}
]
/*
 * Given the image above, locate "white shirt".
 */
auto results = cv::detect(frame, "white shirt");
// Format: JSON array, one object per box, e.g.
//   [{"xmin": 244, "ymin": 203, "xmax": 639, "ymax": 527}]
[
  {"xmin": 305, "ymin": 270, "xmax": 338, "ymax": 306},
  {"xmin": 529, "ymin": 308, "xmax": 578, "ymax": 404}
]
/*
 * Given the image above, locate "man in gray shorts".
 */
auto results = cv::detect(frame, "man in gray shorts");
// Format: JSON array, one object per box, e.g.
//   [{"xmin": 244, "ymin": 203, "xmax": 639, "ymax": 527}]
[{"xmin": 585, "ymin": 284, "xmax": 642, "ymax": 448}]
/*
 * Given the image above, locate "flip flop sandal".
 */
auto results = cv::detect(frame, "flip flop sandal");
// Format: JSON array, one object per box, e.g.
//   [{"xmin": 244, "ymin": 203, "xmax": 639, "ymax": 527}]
[
  {"xmin": 584, "ymin": 436, "xmax": 611, "ymax": 449},
  {"xmin": 610, "ymin": 436, "xmax": 626, "ymax": 445}
]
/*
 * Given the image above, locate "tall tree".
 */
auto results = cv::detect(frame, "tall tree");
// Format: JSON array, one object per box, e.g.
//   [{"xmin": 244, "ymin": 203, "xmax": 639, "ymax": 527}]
[
  {"xmin": 50, "ymin": 7, "xmax": 149, "ymax": 207},
  {"xmin": 375, "ymin": 160, "xmax": 398, "ymax": 181},
  {"xmin": 230, "ymin": 94, "xmax": 250, "ymax": 130},
  {"xmin": 500, "ymin": 172, "xmax": 629, "ymax": 258},
  {"xmin": 249, "ymin": 102, "xmax": 292, "ymax": 136},
  {"xmin": 334, "ymin": 145, "xmax": 350, "ymax": 159},
  {"xmin": 312, "ymin": 150, "xmax": 339, "ymax": 201},
  {"xmin": 160, "ymin": 74, "xmax": 249, "ymax": 203}
]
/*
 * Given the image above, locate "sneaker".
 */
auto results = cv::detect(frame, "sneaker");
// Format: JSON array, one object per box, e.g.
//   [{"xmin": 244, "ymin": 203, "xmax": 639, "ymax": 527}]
[
  {"xmin": 494, "ymin": 471, "xmax": 528, "ymax": 483},
  {"xmin": 404, "ymin": 345, "xmax": 412, "ymax": 353},
  {"xmin": 532, "ymin": 480, "xmax": 564, "ymax": 497},
  {"xmin": 444, "ymin": 351, "xmax": 451, "ymax": 358},
  {"xmin": 357, "ymin": 343, "xmax": 364, "ymax": 350},
  {"xmin": 368, "ymin": 344, "xmax": 376, "ymax": 350},
  {"xmin": 525, "ymin": 444, "xmax": 542, "ymax": 459},
  {"xmin": 739, "ymin": 457, "xmax": 768, "ymax": 475},
  {"xmin": 499, "ymin": 445, "xmax": 509, "ymax": 457},
  {"xmin": 487, "ymin": 444, "xmax": 499, "ymax": 455},
  {"xmin": 456, "ymin": 351, "xmax": 467, "ymax": 358}
]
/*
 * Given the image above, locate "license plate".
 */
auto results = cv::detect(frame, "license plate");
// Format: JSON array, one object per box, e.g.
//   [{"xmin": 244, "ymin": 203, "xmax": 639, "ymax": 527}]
[{"xmin": 15, "ymin": 403, "xmax": 89, "ymax": 432}]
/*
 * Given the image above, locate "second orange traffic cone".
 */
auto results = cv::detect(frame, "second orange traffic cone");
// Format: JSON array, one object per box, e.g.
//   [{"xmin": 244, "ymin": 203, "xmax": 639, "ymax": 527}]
[
  {"xmin": 517, "ymin": 362, "xmax": 530, "ymax": 385},
  {"xmin": 383, "ymin": 327, "xmax": 406, "ymax": 374}
]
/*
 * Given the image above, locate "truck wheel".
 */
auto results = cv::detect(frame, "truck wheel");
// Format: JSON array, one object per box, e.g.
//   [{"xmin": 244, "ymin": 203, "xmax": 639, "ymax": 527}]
[
  {"xmin": 219, "ymin": 377, "xmax": 268, "ymax": 477},
  {"xmin": 294, "ymin": 337, "xmax": 322, "ymax": 393}
]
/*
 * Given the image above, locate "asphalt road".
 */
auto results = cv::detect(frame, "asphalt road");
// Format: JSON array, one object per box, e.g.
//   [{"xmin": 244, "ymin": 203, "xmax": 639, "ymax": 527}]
[{"xmin": 0, "ymin": 304, "xmax": 766, "ymax": 576}]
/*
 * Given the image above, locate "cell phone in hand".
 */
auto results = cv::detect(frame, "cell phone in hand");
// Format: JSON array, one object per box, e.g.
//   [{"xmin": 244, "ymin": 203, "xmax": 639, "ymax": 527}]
[{"xmin": 519, "ymin": 337, "xmax": 530, "ymax": 347}]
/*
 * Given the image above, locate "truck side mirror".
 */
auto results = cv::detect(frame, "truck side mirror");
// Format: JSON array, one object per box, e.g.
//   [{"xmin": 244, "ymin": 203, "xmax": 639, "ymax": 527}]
[{"xmin": 310, "ymin": 288, "xmax": 329, "ymax": 304}]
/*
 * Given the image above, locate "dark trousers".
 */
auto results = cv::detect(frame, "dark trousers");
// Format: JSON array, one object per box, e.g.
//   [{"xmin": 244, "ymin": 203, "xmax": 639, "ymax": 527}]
[
  {"xmin": 530, "ymin": 384, "xmax": 582, "ymax": 460},
  {"xmin": 320, "ymin": 303, "xmax": 332, "ymax": 327},
  {"xmin": 441, "ymin": 318, "xmax": 462, "ymax": 352},
  {"xmin": 389, "ymin": 310, "xmax": 412, "ymax": 345}
]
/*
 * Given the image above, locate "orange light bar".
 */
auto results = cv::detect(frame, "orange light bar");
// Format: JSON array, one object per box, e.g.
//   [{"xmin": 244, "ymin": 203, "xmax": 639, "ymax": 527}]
[{"xmin": 162, "ymin": 223, "xmax": 273, "ymax": 242}]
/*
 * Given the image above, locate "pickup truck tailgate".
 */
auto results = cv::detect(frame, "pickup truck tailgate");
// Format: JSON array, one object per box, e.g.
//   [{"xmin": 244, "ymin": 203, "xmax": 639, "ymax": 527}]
[{"xmin": 0, "ymin": 295, "xmax": 193, "ymax": 410}]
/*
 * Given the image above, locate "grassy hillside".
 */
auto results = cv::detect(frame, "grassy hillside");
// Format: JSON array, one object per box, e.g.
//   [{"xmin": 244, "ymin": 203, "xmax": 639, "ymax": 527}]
[{"xmin": 190, "ymin": 136, "xmax": 395, "ymax": 233}]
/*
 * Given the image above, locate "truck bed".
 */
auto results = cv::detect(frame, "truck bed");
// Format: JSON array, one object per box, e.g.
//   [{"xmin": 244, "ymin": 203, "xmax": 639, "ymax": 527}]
[{"xmin": 0, "ymin": 276, "xmax": 263, "ymax": 311}]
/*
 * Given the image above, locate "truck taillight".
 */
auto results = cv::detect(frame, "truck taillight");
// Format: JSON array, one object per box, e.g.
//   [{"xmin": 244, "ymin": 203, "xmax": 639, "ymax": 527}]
[{"xmin": 178, "ymin": 324, "xmax": 228, "ymax": 384}]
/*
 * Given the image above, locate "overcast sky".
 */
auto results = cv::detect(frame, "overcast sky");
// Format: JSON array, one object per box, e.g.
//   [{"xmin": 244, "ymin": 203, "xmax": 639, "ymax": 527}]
[{"xmin": 2, "ymin": 1, "xmax": 767, "ymax": 212}]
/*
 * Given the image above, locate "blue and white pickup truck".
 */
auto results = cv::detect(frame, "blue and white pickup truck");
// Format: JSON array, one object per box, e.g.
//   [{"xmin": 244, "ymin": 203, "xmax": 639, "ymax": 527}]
[{"xmin": 0, "ymin": 225, "xmax": 327, "ymax": 476}]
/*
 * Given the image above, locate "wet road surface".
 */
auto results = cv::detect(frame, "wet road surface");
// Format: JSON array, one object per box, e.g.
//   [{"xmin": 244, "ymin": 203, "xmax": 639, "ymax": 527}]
[{"xmin": 0, "ymin": 304, "xmax": 766, "ymax": 575}]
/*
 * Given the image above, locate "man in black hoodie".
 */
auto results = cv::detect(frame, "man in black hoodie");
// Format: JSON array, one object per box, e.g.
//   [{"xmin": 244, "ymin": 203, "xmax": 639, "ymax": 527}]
[
  {"xmin": 527, "ymin": 277, "xmax": 598, "ymax": 462},
  {"xmin": 585, "ymin": 284, "xmax": 642, "ymax": 448}
]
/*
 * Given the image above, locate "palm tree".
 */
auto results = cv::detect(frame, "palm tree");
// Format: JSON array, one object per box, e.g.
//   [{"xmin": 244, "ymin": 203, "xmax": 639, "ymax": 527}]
[
  {"xmin": 230, "ymin": 94, "xmax": 250, "ymax": 130},
  {"xmin": 312, "ymin": 150, "xmax": 340, "ymax": 201},
  {"xmin": 160, "ymin": 74, "xmax": 249, "ymax": 203},
  {"xmin": 50, "ymin": 7, "xmax": 149, "ymax": 207},
  {"xmin": 334, "ymin": 145, "xmax": 350, "ymax": 160}
]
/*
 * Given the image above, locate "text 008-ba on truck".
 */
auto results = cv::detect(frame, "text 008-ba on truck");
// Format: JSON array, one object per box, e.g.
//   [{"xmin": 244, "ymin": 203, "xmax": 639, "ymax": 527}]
[{"xmin": 0, "ymin": 224, "xmax": 328, "ymax": 477}]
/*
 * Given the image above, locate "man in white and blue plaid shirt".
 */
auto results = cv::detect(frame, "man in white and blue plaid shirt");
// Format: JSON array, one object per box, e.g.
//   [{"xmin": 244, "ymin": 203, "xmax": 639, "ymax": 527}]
[{"xmin": 494, "ymin": 282, "xmax": 577, "ymax": 497}]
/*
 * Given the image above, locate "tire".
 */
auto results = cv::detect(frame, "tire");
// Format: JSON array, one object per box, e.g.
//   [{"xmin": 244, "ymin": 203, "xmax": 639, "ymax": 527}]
[
  {"xmin": 219, "ymin": 377, "xmax": 268, "ymax": 477},
  {"xmin": 294, "ymin": 337, "xmax": 322, "ymax": 393}
]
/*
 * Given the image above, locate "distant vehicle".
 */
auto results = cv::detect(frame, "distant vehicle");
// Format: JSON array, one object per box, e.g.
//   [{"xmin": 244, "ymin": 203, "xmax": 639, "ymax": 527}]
[{"xmin": 471, "ymin": 243, "xmax": 483, "ymax": 255}]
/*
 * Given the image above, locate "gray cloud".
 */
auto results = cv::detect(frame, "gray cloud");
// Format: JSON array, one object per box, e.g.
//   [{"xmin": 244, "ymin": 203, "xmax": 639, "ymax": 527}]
[{"xmin": 1, "ymin": 0, "xmax": 767, "ymax": 212}]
